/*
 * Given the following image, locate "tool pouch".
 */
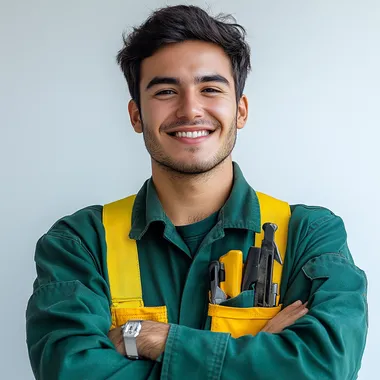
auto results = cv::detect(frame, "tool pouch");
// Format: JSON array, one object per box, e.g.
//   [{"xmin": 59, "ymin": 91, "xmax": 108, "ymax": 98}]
[
  {"xmin": 207, "ymin": 290, "xmax": 282, "ymax": 338},
  {"xmin": 110, "ymin": 304, "xmax": 168, "ymax": 328}
]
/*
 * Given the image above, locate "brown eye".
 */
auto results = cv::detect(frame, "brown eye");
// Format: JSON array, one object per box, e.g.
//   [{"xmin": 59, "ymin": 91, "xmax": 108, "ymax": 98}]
[
  {"xmin": 156, "ymin": 90, "xmax": 176, "ymax": 96},
  {"xmin": 202, "ymin": 88, "xmax": 221, "ymax": 93}
]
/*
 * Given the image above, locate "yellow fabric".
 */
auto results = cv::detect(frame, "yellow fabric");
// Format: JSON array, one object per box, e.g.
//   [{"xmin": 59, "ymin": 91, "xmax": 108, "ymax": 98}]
[
  {"xmin": 110, "ymin": 306, "xmax": 168, "ymax": 329},
  {"xmin": 103, "ymin": 196, "xmax": 144, "ymax": 309},
  {"xmin": 104, "ymin": 195, "xmax": 169, "ymax": 327},
  {"xmin": 208, "ymin": 191, "xmax": 291, "ymax": 338},
  {"xmin": 208, "ymin": 303, "xmax": 282, "ymax": 338},
  {"xmin": 219, "ymin": 250, "xmax": 243, "ymax": 298}
]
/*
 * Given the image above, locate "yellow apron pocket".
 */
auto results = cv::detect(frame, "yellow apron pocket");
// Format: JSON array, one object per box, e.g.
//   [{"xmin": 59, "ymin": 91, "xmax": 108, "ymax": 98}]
[
  {"xmin": 208, "ymin": 303, "xmax": 282, "ymax": 338},
  {"xmin": 110, "ymin": 305, "xmax": 168, "ymax": 328}
]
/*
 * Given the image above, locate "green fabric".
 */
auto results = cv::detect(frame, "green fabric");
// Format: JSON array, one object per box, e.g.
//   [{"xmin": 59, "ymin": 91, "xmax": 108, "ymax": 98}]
[
  {"xmin": 219, "ymin": 289, "xmax": 255, "ymax": 308},
  {"xmin": 176, "ymin": 211, "xmax": 219, "ymax": 256},
  {"xmin": 26, "ymin": 162, "xmax": 368, "ymax": 380}
]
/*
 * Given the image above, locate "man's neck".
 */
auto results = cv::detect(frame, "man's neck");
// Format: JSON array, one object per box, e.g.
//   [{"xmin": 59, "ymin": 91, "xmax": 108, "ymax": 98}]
[{"xmin": 152, "ymin": 158, "xmax": 234, "ymax": 226}]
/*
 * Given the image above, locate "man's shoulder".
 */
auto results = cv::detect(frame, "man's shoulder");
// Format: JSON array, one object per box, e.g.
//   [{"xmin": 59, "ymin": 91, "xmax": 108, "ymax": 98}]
[
  {"xmin": 41, "ymin": 205, "xmax": 105, "ymax": 252},
  {"xmin": 289, "ymin": 204, "xmax": 342, "ymax": 227},
  {"xmin": 33, "ymin": 205, "xmax": 107, "ymax": 288},
  {"xmin": 288, "ymin": 203, "xmax": 347, "ymax": 240},
  {"xmin": 287, "ymin": 203, "xmax": 352, "ymax": 263}
]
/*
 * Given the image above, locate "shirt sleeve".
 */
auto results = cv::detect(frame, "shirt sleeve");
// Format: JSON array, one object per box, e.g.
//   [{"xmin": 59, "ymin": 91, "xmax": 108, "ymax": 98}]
[
  {"xmin": 26, "ymin": 230, "xmax": 161, "ymax": 380},
  {"xmin": 160, "ymin": 209, "xmax": 368, "ymax": 380}
]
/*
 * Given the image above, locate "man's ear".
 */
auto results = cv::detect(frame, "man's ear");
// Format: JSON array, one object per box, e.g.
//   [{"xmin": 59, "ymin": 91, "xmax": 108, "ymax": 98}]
[
  {"xmin": 128, "ymin": 100, "xmax": 143, "ymax": 133},
  {"xmin": 237, "ymin": 95, "xmax": 248, "ymax": 130}
]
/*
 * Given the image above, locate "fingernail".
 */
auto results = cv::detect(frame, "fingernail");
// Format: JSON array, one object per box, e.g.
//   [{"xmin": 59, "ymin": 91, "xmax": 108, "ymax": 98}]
[{"xmin": 294, "ymin": 300, "xmax": 302, "ymax": 306}]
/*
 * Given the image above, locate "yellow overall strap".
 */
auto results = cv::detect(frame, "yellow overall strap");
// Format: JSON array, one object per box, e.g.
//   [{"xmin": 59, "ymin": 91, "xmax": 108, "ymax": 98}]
[
  {"xmin": 103, "ymin": 195, "xmax": 144, "ymax": 309},
  {"xmin": 255, "ymin": 192, "xmax": 291, "ymax": 303}
]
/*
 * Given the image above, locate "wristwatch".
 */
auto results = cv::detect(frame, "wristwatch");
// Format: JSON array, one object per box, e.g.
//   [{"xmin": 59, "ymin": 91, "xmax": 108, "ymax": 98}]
[{"xmin": 121, "ymin": 320, "xmax": 143, "ymax": 360}]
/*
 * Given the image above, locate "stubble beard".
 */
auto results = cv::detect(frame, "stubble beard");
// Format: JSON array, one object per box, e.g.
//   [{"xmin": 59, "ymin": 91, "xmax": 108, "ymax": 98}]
[{"xmin": 142, "ymin": 118, "xmax": 238, "ymax": 176}]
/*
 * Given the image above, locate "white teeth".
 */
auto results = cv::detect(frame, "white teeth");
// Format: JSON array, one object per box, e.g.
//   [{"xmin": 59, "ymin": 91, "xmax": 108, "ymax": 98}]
[{"xmin": 174, "ymin": 130, "xmax": 210, "ymax": 138}]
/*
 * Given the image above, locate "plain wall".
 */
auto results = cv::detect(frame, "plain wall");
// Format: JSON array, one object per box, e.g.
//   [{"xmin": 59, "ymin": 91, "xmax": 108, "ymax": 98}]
[{"xmin": 1, "ymin": 0, "xmax": 378, "ymax": 378}]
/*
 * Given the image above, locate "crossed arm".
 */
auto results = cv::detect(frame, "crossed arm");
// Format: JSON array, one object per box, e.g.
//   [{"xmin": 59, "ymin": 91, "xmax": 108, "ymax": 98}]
[
  {"xmin": 27, "ymin": 210, "xmax": 368, "ymax": 379},
  {"xmin": 108, "ymin": 300, "xmax": 309, "ymax": 360}
]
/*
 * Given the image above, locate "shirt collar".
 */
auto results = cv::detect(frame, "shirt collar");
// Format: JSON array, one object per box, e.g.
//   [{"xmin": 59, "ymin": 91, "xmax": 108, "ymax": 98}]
[{"xmin": 129, "ymin": 162, "xmax": 261, "ymax": 240}]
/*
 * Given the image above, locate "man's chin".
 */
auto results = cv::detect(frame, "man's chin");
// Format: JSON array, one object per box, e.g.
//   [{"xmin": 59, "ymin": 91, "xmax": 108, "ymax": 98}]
[{"xmin": 153, "ymin": 156, "xmax": 227, "ymax": 176}]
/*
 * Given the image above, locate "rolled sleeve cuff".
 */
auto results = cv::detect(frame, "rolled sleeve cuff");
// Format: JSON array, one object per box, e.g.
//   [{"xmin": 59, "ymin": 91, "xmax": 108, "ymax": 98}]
[{"xmin": 161, "ymin": 324, "xmax": 229, "ymax": 380}]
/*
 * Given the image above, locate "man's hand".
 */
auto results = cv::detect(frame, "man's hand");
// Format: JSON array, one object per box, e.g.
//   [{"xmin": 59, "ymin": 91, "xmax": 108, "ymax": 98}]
[
  {"xmin": 108, "ymin": 326, "xmax": 125, "ymax": 356},
  {"xmin": 108, "ymin": 321, "xmax": 170, "ymax": 361},
  {"xmin": 261, "ymin": 300, "xmax": 308, "ymax": 333}
]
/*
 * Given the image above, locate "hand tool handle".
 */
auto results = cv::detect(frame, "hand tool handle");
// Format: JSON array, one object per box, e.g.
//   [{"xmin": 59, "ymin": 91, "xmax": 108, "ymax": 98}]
[
  {"xmin": 219, "ymin": 250, "xmax": 243, "ymax": 298},
  {"xmin": 241, "ymin": 246, "xmax": 261, "ymax": 292}
]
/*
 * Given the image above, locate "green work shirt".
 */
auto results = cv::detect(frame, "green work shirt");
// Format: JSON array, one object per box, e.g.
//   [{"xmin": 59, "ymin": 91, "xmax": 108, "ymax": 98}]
[
  {"xmin": 176, "ymin": 211, "xmax": 219, "ymax": 256},
  {"xmin": 26, "ymin": 162, "xmax": 368, "ymax": 380}
]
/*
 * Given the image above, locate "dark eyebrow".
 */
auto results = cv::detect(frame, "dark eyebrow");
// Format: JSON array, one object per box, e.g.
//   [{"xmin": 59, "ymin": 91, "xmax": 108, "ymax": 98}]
[
  {"xmin": 146, "ymin": 74, "xmax": 230, "ymax": 90},
  {"xmin": 195, "ymin": 75, "xmax": 230, "ymax": 87},
  {"xmin": 146, "ymin": 77, "xmax": 180, "ymax": 90}
]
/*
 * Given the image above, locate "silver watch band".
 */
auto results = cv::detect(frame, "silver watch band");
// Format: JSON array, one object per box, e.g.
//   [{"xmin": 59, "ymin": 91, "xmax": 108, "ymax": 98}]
[{"xmin": 122, "ymin": 320, "xmax": 143, "ymax": 360}]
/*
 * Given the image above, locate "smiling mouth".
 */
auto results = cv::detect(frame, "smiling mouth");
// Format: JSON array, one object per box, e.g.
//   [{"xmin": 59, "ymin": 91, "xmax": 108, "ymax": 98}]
[{"xmin": 168, "ymin": 130, "xmax": 214, "ymax": 139}]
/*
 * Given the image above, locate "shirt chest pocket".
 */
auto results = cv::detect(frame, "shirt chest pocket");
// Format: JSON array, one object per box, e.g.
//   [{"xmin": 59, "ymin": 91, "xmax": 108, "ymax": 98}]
[
  {"xmin": 207, "ymin": 290, "xmax": 282, "ymax": 338},
  {"xmin": 111, "ymin": 305, "xmax": 168, "ymax": 328}
]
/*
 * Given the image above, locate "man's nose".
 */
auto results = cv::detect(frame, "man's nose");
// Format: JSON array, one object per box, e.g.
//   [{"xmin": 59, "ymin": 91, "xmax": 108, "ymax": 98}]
[{"xmin": 175, "ymin": 91, "xmax": 203, "ymax": 120}]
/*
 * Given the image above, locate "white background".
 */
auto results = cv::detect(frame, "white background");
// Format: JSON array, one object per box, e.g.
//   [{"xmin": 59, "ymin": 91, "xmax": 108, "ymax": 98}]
[{"xmin": 1, "ymin": 0, "xmax": 378, "ymax": 378}]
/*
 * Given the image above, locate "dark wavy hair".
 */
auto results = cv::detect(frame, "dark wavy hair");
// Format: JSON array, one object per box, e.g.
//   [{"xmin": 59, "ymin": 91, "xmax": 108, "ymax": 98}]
[{"xmin": 116, "ymin": 5, "xmax": 251, "ymax": 110}]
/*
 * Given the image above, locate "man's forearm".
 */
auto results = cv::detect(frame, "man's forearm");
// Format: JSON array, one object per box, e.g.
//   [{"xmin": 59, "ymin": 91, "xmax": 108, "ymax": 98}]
[
  {"xmin": 110, "ymin": 321, "xmax": 170, "ymax": 360},
  {"xmin": 27, "ymin": 281, "xmax": 163, "ymax": 380},
  {"xmin": 109, "ymin": 300, "xmax": 308, "ymax": 358},
  {"xmin": 137, "ymin": 321, "xmax": 171, "ymax": 360}
]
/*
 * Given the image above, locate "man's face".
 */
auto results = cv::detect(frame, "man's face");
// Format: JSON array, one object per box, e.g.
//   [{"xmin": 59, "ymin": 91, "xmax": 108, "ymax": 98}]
[{"xmin": 129, "ymin": 40, "xmax": 248, "ymax": 174}]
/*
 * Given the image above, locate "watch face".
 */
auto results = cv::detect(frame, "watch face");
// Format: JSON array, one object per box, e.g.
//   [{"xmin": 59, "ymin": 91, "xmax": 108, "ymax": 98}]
[{"xmin": 124, "ymin": 321, "xmax": 141, "ymax": 337}]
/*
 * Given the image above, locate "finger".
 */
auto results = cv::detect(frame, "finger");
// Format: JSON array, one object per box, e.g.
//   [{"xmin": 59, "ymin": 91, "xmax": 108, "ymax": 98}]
[
  {"xmin": 276, "ymin": 301, "xmax": 305, "ymax": 321},
  {"xmin": 275, "ymin": 307, "xmax": 309, "ymax": 331},
  {"xmin": 275, "ymin": 303, "xmax": 309, "ymax": 327},
  {"xmin": 286, "ymin": 300, "xmax": 303, "ymax": 308},
  {"xmin": 284, "ymin": 303, "xmax": 309, "ymax": 319},
  {"xmin": 282, "ymin": 301, "xmax": 308, "ymax": 315},
  {"xmin": 262, "ymin": 302, "xmax": 309, "ymax": 334},
  {"xmin": 288, "ymin": 303, "xmax": 308, "ymax": 317},
  {"xmin": 282, "ymin": 307, "xmax": 309, "ymax": 327},
  {"xmin": 283, "ymin": 301, "xmax": 307, "ymax": 313},
  {"xmin": 290, "ymin": 305, "xmax": 309, "ymax": 319}
]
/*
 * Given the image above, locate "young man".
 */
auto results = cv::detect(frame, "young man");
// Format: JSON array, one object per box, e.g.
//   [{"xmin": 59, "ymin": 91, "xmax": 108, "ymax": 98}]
[{"xmin": 26, "ymin": 5, "xmax": 368, "ymax": 379}]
